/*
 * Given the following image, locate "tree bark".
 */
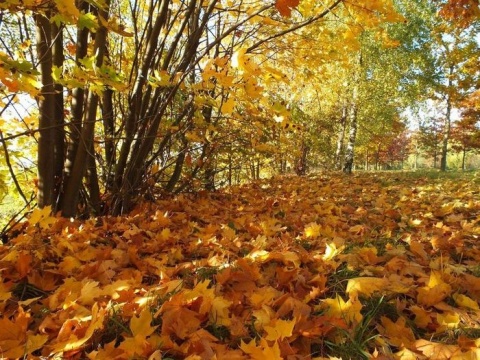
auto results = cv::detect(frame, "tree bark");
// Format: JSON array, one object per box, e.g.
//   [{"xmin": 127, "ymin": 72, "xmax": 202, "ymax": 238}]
[
  {"xmin": 101, "ymin": 88, "xmax": 115, "ymax": 188},
  {"xmin": 343, "ymin": 52, "xmax": 363, "ymax": 175},
  {"xmin": 440, "ymin": 66, "xmax": 454, "ymax": 172},
  {"xmin": 334, "ymin": 105, "xmax": 347, "ymax": 170},
  {"xmin": 343, "ymin": 100, "xmax": 358, "ymax": 174},
  {"xmin": 52, "ymin": 22, "xmax": 64, "ymax": 208},
  {"xmin": 63, "ymin": 0, "xmax": 90, "ymax": 207},
  {"xmin": 60, "ymin": 0, "xmax": 110, "ymax": 217},
  {"xmin": 165, "ymin": 137, "xmax": 187, "ymax": 193},
  {"xmin": 35, "ymin": 12, "xmax": 55, "ymax": 208},
  {"xmin": 295, "ymin": 141, "xmax": 309, "ymax": 175},
  {"xmin": 114, "ymin": 1, "xmax": 170, "ymax": 190}
]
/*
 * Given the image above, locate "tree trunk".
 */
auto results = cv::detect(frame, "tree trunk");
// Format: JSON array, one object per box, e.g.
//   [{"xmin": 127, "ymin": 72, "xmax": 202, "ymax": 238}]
[
  {"xmin": 343, "ymin": 95, "xmax": 359, "ymax": 174},
  {"xmin": 334, "ymin": 105, "xmax": 347, "ymax": 170},
  {"xmin": 35, "ymin": 12, "xmax": 56, "ymax": 208},
  {"xmin": 60, "ymin": 0, "xmax": 110, "ymax": 217},
  {"xmin": 228, "ymin": 153, "xmax": 232, "ymax": 186},
  {"xmin": 86, "ymin": 141, "xmax": 101, "ymax": 214},
  {"xmin": 52, "ymin": 22, "xmax": 65, "ymax": 209},
  {"xmin": 165, "ymin": 145, "xmax": 187, "ymax": 193},
  {"xmin": 462, "ymin": 148, "xmax": 466, "ymax": 171},
  {"xmin": 440, "ymin": 65, "xmax": 454, "ymax": 172},
  {"xmin": 202, "ymin": 102, "xmax": 215, "ymax": 191},
  {"xmin": 101, "ymin": 88, "xmax": 115, "ymax": 188},
  {"xmin": 295, "ymin": 141, "xmax": 309, "ymax": 175},
  {"xmin": 62, "ymin": 0, "xmax": 90, "ymax": 208}
]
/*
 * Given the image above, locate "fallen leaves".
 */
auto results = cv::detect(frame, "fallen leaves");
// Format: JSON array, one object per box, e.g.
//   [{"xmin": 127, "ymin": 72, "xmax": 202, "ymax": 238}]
[{"xmin": 1, "ymin": 172, "xmax": 480, "ymax": 359}]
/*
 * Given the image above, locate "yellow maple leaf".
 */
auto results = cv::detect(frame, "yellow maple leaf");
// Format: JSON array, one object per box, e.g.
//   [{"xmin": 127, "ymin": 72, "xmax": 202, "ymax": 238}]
[
  {"xmin": 346, "ymin": 277, "xmax": 388, "ymax": 298},
  {"xmin": 29, "ymin": 206, "xmax": 56, "ymax": 229},
  {"xmin": 240, "ymin": 338, "xmax": 282, "ymax": 360},
  {"xmin": 250, "ymin": 286, "xmax": 281, "ymax": 308},
  {"xmin": 409, "ymin": 305, "xmax": 432, "ymax": 329},
  {"xmin": 118, "ymin": 308, "xmax": 158, "ymax": 356},
  {"xmin": 79, "ymin": 281, "xmax": 102, "ymax": 305},
  {"xmin": 210, "ymin": 296, "xmax": 232, "ymax": 326},
  {"xmin": 417, "ymin": 271, "xmax": 452, "ymax": 307},
  {"xmin": 130, "ymin": 308, "xmax": 157, "ymax": 338},
  {"xmin": 54, "ymin": 0, "xmax": 80, "ymax": 22},
  {"xmin": 52, "ymin": 302, "xmax": 106, "ymax": 353},
  {"xmin": 323, "ymin": 242, "xmax": 342, "ymax": 260},
  {"xmin": 452, "ymin": 293, "xmax": 479, "ymax": 310},
  {"xmin": 0, "ymin": 282, "xmax": 11, "ymax": 301},
  {"xmin": 185, "ymin": 280, "xmax": 215, "ymax": 315},
  {"xmin": 379, "ymin": 316, "xmax": 415, "ymax": 347},
  {"xmin": 264, "ymin": 318, "xmax": 296, "ymax": 341},
  {"xmin": 252, "ymin": 306, "xmax": 275, "ymax": 331},
  {"xmin": 221, "ymin": 97, "xmax": 235, "ymax": 114},
  {"xmin": 395, "ymin": 347, "xmax": 420, "ymax": 360},
  {"xmin": 305, "ymin": 222, "xmax": 321, "ymax": 238},
  {"xmin": 437, "ymin": 311, "xmax": 460, "ymax": 329},
  {"xmin": 58, "ymin": 256, "xmax": 82, "ymax": 274},
  {"xmin": 415, "ymin": 339, "xmax": 459, "ymax": 359},
  {"xmin": 0, "ymin": 312, "xmax": 30, "ymax": 359},
  {"xmin": 323, "ymin": 294, "xmax": 363, "ymax": 324}
]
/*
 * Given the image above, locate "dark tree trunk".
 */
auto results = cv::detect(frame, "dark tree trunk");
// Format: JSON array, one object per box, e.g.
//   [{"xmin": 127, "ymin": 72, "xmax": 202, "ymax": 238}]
[
  {"xmin": 52, "ymin": 22, "xmax": 65, "ymax": 209},
  {"xmin": 165, "ymin": 136, "xmax": 188, "ymax": 193},
  {"xmin": 295, "ymin": 141, "xmax": 309, "ymax": 176},
  {"xmin": 62, "ymin": 0, "xmax": 90, "ymax": 207},
  {"xmin": 86, "ymin": 141, "xmax": 101, "ymax": 214},
  {"xmin": 202, "ymin": 101, "xmax": 216, "ymax": 191},
  {"xmin": 101, "ymin": 88, "xmax": 115, "ymax": 188},
  {"xmin": 35, "ymin": 12, "xmax": 56, "ymax": 208},
  {"xmin": 60, "ymin": 0, "xmax": 110, "ymax": 217}
]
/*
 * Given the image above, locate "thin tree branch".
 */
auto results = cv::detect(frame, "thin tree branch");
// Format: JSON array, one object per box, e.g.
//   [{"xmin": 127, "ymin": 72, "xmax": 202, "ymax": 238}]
[
  {"xmin": 0, "ymin": 129, "xmax": 28, "ymax": 204},
  {"xmin": 247, "ymin": 0, "xmax": 344, "ymax": 53}
]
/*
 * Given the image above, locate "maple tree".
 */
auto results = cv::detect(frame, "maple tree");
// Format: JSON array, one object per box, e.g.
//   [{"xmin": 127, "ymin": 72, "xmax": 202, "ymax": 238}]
[
  {"xmin": 417, "ymin": 111, "xmax": 445, "ymax": 168},
  {"xmin": 5, "ymin": 0, "xmax": 476, "ymax": 222},
  {"xmin": 1, "ymin": 1, "xmax": 480, "ymax": 357},
  {"xmin": 450, "ymin": 93, "xmax": 480, "ymax": 171}
]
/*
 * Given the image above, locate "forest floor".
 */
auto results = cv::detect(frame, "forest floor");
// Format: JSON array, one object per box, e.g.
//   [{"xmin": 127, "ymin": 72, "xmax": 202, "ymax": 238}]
[{"xmin": 1, "ymin": 171, "xmax": 480, "ymax": 359}]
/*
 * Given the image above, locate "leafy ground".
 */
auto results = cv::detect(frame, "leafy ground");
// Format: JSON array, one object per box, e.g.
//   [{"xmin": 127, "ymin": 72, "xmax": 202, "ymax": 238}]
[{"xmin": 1, "ymin": 172, "xmax": 480, "ymax": 359}]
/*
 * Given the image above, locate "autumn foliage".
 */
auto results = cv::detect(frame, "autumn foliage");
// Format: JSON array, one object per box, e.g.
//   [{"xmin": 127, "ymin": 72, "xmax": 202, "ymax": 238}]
[{"xmin": 1, "ymin": 173, "xmax": 480, "ymax": 359}]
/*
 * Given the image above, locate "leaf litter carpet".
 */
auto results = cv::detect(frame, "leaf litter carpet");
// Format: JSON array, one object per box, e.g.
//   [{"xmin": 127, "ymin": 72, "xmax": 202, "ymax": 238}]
[{"xmin": 1, "ymin": 173, "xmax": 480, "ymax": 359}]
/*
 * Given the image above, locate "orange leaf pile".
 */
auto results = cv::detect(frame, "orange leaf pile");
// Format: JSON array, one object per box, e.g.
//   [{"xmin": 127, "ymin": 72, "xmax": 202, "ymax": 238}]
[{"xmin": 1, "ymin": 172, "xmax": 480, "ymax": 359}]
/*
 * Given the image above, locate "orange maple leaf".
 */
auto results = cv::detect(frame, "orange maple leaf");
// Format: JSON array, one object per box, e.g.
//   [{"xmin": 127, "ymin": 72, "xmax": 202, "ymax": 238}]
[
  {"xmin": 240, "ymin": 338, "xmax": 282, "ymax": 359},
  {"xmin": 264, "ymin": 318, "xmax": 296, "ymax": 341},
  {"xmin": 16, "ymin": 251, "xmax": 33, "ymax": 278},
  {"xmin": 275, "ymin": 0, "xmax": 300, "ymax": 17},
  {"xmin": 118, "ymin": 308, "xmax": 158, "ymax": 356},
  {"xmin": 378, "ymin": 316, "xmax": 416, "ymax": 348}
]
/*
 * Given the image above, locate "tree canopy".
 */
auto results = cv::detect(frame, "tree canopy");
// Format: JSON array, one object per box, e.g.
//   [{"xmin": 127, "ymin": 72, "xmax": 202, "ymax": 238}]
[
  {"xmin": 0, "ymin": 0, "xmax": 479, "ymax": 218},
  {"xmin": 1, "ymin": 1, "xmax": 480, "ymax": 358}
]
